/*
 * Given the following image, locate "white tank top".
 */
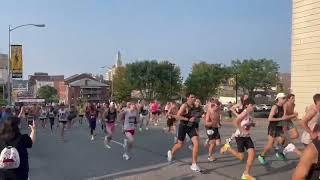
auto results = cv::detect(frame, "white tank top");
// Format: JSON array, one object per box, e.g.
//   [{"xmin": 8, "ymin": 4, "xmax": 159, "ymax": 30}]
[{"xmin": 123, "ymin": 111, "xmax": 138, "ymax": 130}]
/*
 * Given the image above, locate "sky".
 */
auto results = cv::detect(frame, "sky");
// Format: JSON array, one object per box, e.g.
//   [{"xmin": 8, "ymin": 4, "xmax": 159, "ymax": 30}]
[{"xmin": 0, "ymin": 0, "xmax": 292, "ymax": 80}]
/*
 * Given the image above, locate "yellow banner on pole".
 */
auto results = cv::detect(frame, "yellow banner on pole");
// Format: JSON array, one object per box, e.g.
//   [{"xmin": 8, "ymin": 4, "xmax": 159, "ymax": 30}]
[{"xmin": 11, "ymin": 45, "xmax": 23, "ymax": 78}]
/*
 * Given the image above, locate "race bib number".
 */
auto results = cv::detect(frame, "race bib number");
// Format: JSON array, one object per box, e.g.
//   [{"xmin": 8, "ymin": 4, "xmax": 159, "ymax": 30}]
[{"xmin": 207, "ymin": 129, "xmax": 214, "ymax": 135}]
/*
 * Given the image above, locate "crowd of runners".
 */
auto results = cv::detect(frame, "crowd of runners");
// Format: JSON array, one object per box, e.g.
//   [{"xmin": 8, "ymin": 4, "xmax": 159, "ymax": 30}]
[{"xmin": 2, "ymin": 92, "xmax": 320, "ymax": 180}]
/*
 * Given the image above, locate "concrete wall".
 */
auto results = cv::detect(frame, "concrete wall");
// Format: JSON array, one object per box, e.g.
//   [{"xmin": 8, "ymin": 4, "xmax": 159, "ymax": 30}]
[{"xmin": 292, "ymin": 0, "xmax": 320, "ymax": 117}]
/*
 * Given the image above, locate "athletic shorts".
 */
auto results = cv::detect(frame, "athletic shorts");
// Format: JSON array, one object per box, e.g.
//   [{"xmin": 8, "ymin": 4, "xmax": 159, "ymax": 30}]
[
  {"xmin": 40, "ymin": 118, "xmax": 46, "ymax": 121},
  {"xmin": 125, "ymin": 129, "xmax": 135, "ymax": 136},
  {"xmin": 277, "ymin": 120, "xmax": 295, "ymax": 131},
  {"xmin": 206, "ymin": 127, "xmax": 221, "ymax": 140},
  {"xmin": 59, "ymin": 121, "xmax": 67, "ymax": 125},
  {"xmin": 151, "ymin": 112, "xmax": 157, "ymax": 115},
  {"xmin": 268, "ymin": 123, "xmax": 284, "ymax": 137},
  {"xmin": 235, "ymin": 137, "xmax": 254, "ymax": 153},
  {"xmin": 105, "ymin": 122, "xmax": 115, "ymax": 131},
  {"xmin": 167, "ymin": 118, "xmax": 175, "ymax": 127},
  {"xmin": 89, "ymin": 120, "xmax": 96, "ymax": 130},
  {"xmin": 79, "ymin": 115, "xmax": 84, "ymax": 118},
  {"xmin": 177, "ymin": 122, "xmax": 198, "ymax": 142}
]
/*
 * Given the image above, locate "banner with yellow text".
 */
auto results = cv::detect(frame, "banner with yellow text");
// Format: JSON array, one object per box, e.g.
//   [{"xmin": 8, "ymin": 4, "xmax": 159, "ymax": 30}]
[{"xmin": 11, "ymin": 45, "xmax": 23, "ymax": 78}]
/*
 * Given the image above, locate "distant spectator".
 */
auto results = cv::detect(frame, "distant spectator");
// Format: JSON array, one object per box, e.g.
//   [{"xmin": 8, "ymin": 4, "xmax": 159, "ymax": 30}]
[{"xmin": 227, "ymin": 101, "xmax": 233, "ymax": 118}]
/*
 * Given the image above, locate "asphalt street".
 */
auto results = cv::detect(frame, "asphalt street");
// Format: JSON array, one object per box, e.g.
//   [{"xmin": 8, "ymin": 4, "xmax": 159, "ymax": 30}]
[{"xmin": 22, "ymin": 117, "xmax": 300, "ymax": 180}]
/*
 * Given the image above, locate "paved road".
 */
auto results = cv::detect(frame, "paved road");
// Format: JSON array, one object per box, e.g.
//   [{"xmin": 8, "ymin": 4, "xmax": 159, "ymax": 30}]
[{"xmin": 23, "ymin": 117, "xmax": 300, "ymax": 180}]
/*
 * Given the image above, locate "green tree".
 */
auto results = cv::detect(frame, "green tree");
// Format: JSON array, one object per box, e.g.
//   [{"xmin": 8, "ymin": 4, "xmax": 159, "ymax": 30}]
[
  {"xmin": 185, "ymin": 62, "xmax": 230, "ymax": 101},
  {"xmin": 126, "ymin": 60, "xmax": 182, "ymax": 102},
  {"xmin": 37, "ymin": 85, "xmax": 59, "ymax": 103},
  {"xmin": 231, "ymin": 59, "xmax": 279, "ymax": 97},
  {"xmin": 112, "ymin": 66, "xmax": 132, "ymax": 102}
]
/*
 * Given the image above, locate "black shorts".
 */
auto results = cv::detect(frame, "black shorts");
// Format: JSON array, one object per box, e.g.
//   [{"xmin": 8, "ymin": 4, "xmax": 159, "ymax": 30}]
[
  {"xmin": 206, "ymin": 127, "xmax": 220, "ymax": 140},
  {"xmin": 151, "ymin": 112, "xmax": 157, "ymax": 115},
  {"xmin": 235, "ymin": 137, "xmax": 254, "ymax": 153},
  {"xmin": 177, "ymin": 122, "xmax": 198, "ymax": 142},
  {"xmin": 79, "ymin": 115, "xmax": 84, "ymax": 118},
  {"xmin": 40, "ymin": 118, "xmax": 46, "ymax": 121},
  {"xmin": 167, "ymin": 118, "xmax": 175, "ymax": 127},
  {"xmin": 59, "ymin": 121, "xmax": 67, "ymax": 125},
  {"xmin": 268, "ymin": 123, "xmax": 284, "ymax": 137}
]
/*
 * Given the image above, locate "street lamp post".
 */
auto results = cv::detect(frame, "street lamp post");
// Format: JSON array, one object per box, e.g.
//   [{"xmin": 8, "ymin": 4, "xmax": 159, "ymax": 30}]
[{"xmin": 8, "ymin": 24, "xmax": 45, "ymax": 105}]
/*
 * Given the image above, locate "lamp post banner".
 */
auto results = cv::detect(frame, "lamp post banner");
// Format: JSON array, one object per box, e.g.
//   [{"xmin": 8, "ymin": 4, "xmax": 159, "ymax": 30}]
[{"xmin": 11, "ymin": 45, "xmax": 23, "ymax": 78}]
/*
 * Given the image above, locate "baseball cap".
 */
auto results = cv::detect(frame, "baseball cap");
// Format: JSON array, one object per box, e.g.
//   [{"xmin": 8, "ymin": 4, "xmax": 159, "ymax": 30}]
[{"xmin": 275, "ymin": 93, "xmax": 286, "ymax": 100}]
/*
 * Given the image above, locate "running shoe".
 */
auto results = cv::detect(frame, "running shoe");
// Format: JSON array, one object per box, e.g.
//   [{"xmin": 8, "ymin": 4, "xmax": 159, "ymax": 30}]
[
  {"xmin": 105, "ymin": 144, "xmax": 111, "ymax": 149},
  {"xmin": 257, "ymin": 155, "xmax": 267, "ymax": 165},
  {"xmin": 276, "ymin": 152, "xmax": 287, "ymax": 161},
  {"xmin": 220, "ymin": 143, "xmax": 230, "ymax": 154},
  {"xmin": 167, "ymin": 150, "xmax": 172, "ymax": 162},
  {"xmin": 241, "ymin": 174, "xmax": 256, "ymax": 180},
  {"xmin": 225, "ymin": 138, "xmax": 232, "ymax": 144},
  {"xmin": 283, "ymin": 143, "xmax": 296, "ymax": 155},
  {"xmin": 154, "ymin": 123, "xmax": 158, "ymax": 126},
  {"xmin": 139, "ymin": 128, "xmax": 142, "ymax": 132},
  {"xmin": 145, "ymin": 127, "xmax": 149, "ymax": 131},
  {"xmin": 188, "ymin": 144, "xmax": 193, "ymax": 151},
  {"xmin": 190, "ymin": 163, "xmax": 201, "ymax": 172},
  {"xmin": 91, "ymin": 135, "xmax": 94, "ymax": 141},
  {"xmin": 208, "ymin": 156, "xmax": 216, "ymax": 162},
  {"xmin": 123, "ymin": 153, "xmax": 130, "ymax": 160}
]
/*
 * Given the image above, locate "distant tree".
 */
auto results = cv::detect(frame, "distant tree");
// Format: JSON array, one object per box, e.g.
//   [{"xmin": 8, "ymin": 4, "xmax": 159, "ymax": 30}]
[
  {"xmin": 126, "ymin": 60, "xmax": 182, "ymax": 102},
  {"xmin": 185, "ymin": 62, "xmax": 230, "ymax": 101},
  {"xmin": 37, "ymin": 85, "xmax": 59, "ymax": 103},
  {"xmin": 112, "ymin": 66, "xmax": 132, "ymax": 102},
  {"xmin": 231, "ymin": 59, "xmax": 279, "ymax": 97}
]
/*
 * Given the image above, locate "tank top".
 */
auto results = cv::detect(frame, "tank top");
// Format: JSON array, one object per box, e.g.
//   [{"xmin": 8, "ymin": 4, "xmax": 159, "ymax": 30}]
[
  {"xmin": 105, "ymin": 110, "xmax": 117, "ymax": 123},
  {"xmin": 190, "ymin": 106, "xmax": 202, "ymax": 124},
  {"xmin": 237, "ymin": 110, "xmax": 255, "ymax": 137},
  {"xmin": 140, "ymin": 106, "xmax": 148, "ymax": 116},
  {"xmin": 307, "ymin": 139, "xmax": 320, "ymax": 179},
  {"xmin": 271, "ymin": 105, "xmax": 284, "ymax": 127},
  {"xmin": 123, "ymin": 111, "xmax": 138, "ymax": 130}
]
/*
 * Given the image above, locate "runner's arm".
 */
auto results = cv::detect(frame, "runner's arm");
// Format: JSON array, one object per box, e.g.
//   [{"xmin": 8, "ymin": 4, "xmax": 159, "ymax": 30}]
[
  {"xmin": 176, "ymin": 104, "xmax": 188, "ymax": 121},
  {"xmin": 292, "ymin": 143, "xmax": 318, "ymax": 180},
  {"xmin": 233, "ymin": 110, "xmax": 247, "ymax": 129},
  {"xmin": 300, "ymin": 108, "xmax": 317, "ymax": 135},
  {"xmin": 231, "ymin": 104, "xmax": 241, "ymax": 117},
  {"xmin": 268, "ymin": 106, "xmax": 282, "ymax": 122}
]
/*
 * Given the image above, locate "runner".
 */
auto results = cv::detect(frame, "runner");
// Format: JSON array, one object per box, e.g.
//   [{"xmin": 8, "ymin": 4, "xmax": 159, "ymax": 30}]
[
  {"xmin": 103, "ymin": 102, "xmax": 117, "ymax": 149},
  {"xmin": 87, "ymin": 104, "xmax": 98, "ymax": 141},
  {"xmin": 220, "ymin": 98, "xmax": 256, "ymax": 180},
  {"xmin": 58, "ymin": 104, "xmax": 68, "ymax": 141},
  {"xmin": 67, "ymin": 105, "xmax": 77, "ymax": 128},
  {"xmin": 78, "ymin": 104, "xmax": 85, "ymax": 125},
  {"xmin": 138, "ymin": 100, "xmax": 149, "ymax": 131},
  {"xmin": 205, "ymin": 99, "xmax": 222, "ymax": 162},
  {"xmin": 166, "ymin": 102, "xmax": 178, "ymax": 134},
  {"xmin": 120, "ymin": 102, "xmax": 140, "ymax": 160},
  {"xmin": 187, "ymin": 98, "xmax": 204, "ymax": 151},
  {"xmin": 281, "ymin": 94, "xmax": 301, "ymax": 157},
  {"xmin": 48, "ymin": 106, "xmax": 56, "ymax": 133},
  {"xmin": 258, "ymin": 93, "xmax": 297, "ymax": 164},
  {"xmin": 150, "ymin": 100, "xmax": 159, "ymax": 126},
  {"xmin": 292, "ymin": 138, "xmax": 320, "ymax": 180},
  {"xmin": 300, "ymin": 94, "xmax": 320, "ymax": 146},
  {"xmin": 96, "ymin": 103, "xmax": 104, "ymax": 131},
  {"xmin": 167, "ymin": 93, "xmax": 201, "ymax": 172},
  {"xmin": 224, "ymin": 95, "xmax": 250, "ymax": 145},
  {"xmin": 292, "ymin": 95, "xmax": 320, "ymax": 179},
  {"xmin": 39, "ymin": 106, "xmax": 48, "ymax": 128}
]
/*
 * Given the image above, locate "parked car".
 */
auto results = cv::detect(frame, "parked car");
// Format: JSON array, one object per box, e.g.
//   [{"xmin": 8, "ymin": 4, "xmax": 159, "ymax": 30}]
[{"xmin": 255, "ymin": 104, "xmax": 272, "ymax": 112}]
